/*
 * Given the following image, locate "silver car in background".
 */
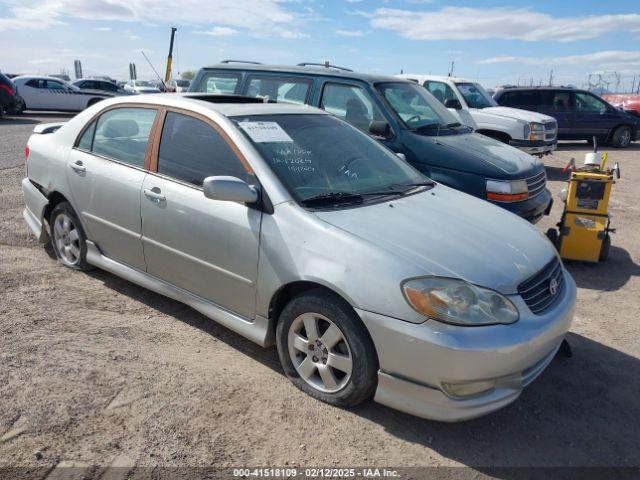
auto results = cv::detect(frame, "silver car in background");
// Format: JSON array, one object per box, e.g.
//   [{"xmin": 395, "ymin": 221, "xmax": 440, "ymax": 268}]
[{"xmin": 22, "ymin": 94, "xmax": 576, "ymax": 421}]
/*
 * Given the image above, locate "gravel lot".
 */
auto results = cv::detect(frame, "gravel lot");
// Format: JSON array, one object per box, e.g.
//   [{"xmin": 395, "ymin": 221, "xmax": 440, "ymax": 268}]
[{"xmin": 1, "ymin": 113, "xmax": 639, "ymax": 478}]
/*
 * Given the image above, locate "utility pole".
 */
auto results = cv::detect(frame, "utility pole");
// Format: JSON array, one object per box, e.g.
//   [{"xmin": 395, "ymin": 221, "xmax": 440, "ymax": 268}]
[{"xmin": 548, "ymin": 69, "xmax": 554, "ymax": 86}]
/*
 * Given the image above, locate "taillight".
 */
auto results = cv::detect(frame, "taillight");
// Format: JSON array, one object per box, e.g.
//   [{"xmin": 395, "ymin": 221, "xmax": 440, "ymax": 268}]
[
  {"xmin": 0, "ymin": 83, "xmax": 14, "ymax": 96},
  {"xmin": 25, "ymin": 146, "xmax": 30, "ymax": 158}
]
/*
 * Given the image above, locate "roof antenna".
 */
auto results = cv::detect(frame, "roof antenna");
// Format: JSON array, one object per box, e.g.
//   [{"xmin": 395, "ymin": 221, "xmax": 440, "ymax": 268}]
[{"xmin": 448, "ymin": 60, "xmax": 455, "ymax": 77}]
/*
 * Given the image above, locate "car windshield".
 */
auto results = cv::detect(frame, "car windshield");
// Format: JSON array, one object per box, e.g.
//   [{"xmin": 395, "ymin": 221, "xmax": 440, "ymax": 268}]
[
  {"xmin": 135, "ymin": 81, "xmax": 154, "ymax": 87},
  {"xmin": 232, "ymin": 114, "xmax": 428, "ymax": 206},
  {"xmin": 455, "ymin": 82, "xmax": 497, "ymax": 109},
  {"xmin": 376, "ymin": 82, "xmax": 459, "ymax": 130},
  {"xmin": 175, "ymin": 80, "xmax": 190, "ymax": 87}
]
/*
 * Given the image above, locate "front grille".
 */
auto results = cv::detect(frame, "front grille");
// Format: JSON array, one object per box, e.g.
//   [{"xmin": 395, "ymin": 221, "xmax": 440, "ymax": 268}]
[
  {"xmin": 518, "ymin": 257, "xmax": 564, "ymax": 315},
  {"xmin": 526, "ymin": 170, "xmax": 547, "ymax": 198}
]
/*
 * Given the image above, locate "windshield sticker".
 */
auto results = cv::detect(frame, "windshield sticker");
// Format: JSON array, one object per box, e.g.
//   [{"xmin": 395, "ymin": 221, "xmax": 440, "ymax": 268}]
[
  {"xmin": 239, "ymin": 121, "xmax": 293, "ymax": 143},
  {"xmin": 272, "ymin": 146, "xmax": 315, "ymax": 174}
]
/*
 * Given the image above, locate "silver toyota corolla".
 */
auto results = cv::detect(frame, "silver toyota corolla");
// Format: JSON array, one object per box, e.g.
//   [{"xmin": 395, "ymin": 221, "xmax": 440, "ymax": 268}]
[{"xmin": 22, "ymin": 94, "xmax": 576, "ymax": 422}]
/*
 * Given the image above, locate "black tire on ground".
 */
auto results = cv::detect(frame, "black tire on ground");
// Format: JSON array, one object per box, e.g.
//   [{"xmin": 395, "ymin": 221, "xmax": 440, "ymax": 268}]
[
  {"xmin": 49, "ymin": 202, "xmax": 92, "ymax": 271},
  {"xmin": 610, "ymin": 126, "xmax": 632, "ymax": 148},
  {"xmin": 599, "ymin": 233, "xmax": 611, "ymax": 262},
  {"xmin": 276, "ymin": 289, "xmax": 378, "ymax": 408},
  {"xmin": 546, "ymin": 228, "xmax": 559, "ymax": 250}
]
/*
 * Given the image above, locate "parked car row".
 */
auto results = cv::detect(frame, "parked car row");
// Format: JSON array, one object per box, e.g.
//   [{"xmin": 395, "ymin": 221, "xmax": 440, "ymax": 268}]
[
  {"xmin": 22, "ymin": 92, "xmax": 576, "ymax": 422},
  {"xmin": 1, "ymin": 74, "xmax": 191, "ymax": 114},
  {"xmin": 188, "ymin": 62, "xmax": 553, "ymax": 223}
]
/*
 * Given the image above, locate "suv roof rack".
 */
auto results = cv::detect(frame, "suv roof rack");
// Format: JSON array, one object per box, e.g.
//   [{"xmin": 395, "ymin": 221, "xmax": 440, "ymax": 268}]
[
  {"xmin": 220, "ymin": 59, "xmax": 263, "ymax": 65},
  {"xmin": 297, "ymin": 62, "xmax": 353, "ymax": 72},
  {"xmin": 183, "ymin": 94, "xmax": 273, "ymax": 104}
]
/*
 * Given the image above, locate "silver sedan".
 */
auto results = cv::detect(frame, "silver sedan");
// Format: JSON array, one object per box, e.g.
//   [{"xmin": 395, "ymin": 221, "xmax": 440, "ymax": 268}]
[{"xmin": 22, "ymin": 94, "xmax": 575, "ymax": 422}]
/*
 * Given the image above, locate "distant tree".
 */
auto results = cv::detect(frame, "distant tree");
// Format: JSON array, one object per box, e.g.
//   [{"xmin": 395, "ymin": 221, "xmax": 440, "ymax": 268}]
[{"xmin": 181, "ymin": 70, "xmax": 195, "ymax": 80}]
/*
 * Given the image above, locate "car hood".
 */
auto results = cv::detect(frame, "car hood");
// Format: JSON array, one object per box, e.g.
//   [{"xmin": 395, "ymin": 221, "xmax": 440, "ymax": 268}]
[
  {"xmin": 313, "ymin": 184, "xmax": 556, "ymax": 294},
  {"xmin": 479, "ymin": 106, "xmax": 555, "ymax": 123},
  {"xmin": 410, "ymin": 131, "xmax": 542, "ymax": 177}
]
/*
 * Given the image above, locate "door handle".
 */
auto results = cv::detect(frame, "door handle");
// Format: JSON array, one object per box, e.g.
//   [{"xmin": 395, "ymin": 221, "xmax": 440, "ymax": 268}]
[
  {"xmin": 144, "ymin": 188, "xmax": 166, "ymax": 202},
  {"xmin": 69, "ymin": 161, "xmax": 86, "ymax": 173}
]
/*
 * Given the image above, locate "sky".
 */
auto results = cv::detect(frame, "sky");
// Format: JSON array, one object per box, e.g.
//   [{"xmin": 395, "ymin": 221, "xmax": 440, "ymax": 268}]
[{"xmin": 1, "ymin": 0, "xmax": 640, "ymax": 90}]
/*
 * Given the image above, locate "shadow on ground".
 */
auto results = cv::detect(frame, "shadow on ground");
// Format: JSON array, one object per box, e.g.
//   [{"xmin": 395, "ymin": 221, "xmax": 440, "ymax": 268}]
[
  {"xmin": 564, "ymin": 245, "xmax": 640, "ymax": 291},
  {"xmin": 85, "ymin": 267, "xmax": 640, "ymax": 476}
]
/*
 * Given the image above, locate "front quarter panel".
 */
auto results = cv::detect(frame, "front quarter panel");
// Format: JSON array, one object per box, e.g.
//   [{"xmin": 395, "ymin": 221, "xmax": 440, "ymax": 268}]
[{"xmin": 255, "ymin": 201, "xmax": 429, "ymax": 324}]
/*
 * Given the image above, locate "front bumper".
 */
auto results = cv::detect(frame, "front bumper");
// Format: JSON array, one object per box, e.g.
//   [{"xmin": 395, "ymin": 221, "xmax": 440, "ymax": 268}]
[
  {"xmin": 509, "ymin": 138, "xmax": 557, "ymax": 155},
  {"xmin": 357, "ymin": 269, "xmax": 576, "ymax": 422},
  {"xmin": 492, "ymin": 188, "xmax": 552, "ymax": 224}
]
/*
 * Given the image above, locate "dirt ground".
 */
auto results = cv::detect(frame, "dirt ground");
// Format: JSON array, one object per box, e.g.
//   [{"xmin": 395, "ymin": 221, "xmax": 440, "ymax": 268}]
[{"xmin": 1, "ymin": 113, "xmax": 639, "ymax": 478}]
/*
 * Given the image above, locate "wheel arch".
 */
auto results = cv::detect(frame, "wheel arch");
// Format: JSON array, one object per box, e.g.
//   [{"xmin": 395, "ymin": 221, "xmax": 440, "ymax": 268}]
[
  {"xmin": 476, "ymin": 129, "xmax": 512, "ymax": 143},
  {"xmin": 606, "ymin": 123, "xmax": 633, "ymax": 143}
]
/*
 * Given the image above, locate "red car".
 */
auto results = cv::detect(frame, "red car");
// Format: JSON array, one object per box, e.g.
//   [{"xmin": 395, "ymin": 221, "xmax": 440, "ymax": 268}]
[{"xmin": 604, "ymin": 94, "xmax": 640, "ymax": 117}]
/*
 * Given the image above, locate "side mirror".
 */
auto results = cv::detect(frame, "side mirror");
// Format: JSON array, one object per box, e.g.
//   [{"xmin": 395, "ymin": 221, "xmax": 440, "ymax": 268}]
[
  {"xmin": 444, "ymin": 98, "xmax": 462, "ymax": 110},
  {"xmin": 369, "ymin": 120, "xmax": 391, "ymax": 137},
  {"xmin": 202, "ymin": 176, "xmax": 258, "ymax": 204}
]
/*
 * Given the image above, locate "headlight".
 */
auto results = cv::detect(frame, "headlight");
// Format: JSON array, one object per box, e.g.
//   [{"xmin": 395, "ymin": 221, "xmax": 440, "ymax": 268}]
[
  {"xmin": 486, "ymin": 178, "xmax": 528, "ymax": 202},
  {"xmin": 402, "ymin": 277, "xmax": 519, "ymax": 326},
  {"xmin": 525, "ymin": 122, "xmax": 545, "ymax": 141}
]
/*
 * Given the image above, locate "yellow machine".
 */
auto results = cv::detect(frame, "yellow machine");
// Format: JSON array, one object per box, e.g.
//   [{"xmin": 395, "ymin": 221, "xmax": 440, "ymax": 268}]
[{"xmin": 548, "ymin": 152, "xmax": 620, "ymax": 263}]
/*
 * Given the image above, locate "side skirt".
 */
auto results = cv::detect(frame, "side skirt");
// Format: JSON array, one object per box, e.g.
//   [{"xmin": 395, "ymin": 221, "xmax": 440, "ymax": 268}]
[{"xmin": 85, "ymin": 241, "xmax": 274, "ymax": 347}]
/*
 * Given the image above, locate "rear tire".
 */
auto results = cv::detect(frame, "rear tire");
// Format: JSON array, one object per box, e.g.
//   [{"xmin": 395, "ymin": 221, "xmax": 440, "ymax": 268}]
[
  {"xmin": 49, "ymin": 202, "xmax": 92, "ymax": 270},
  {"xmin": 599, "ymin": 234, "xmax": 611, "ymax": 262},
  {"xmin": 610, "ymin": 126, "xmax": 632, "ymax": 148},
  {"xmin": 276, "ymin": 290, "xmax": 378, "ymax": 408}
]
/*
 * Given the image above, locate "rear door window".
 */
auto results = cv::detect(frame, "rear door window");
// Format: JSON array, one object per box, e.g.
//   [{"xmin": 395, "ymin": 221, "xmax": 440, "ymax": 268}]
[
  {"xmin": 246, "ymin": 76, "xmax": 311, "ymax": 104},
  {"xmin": 424, "ymin": 81, "xmax": 456, "ymax": 105},
  {"xmin": 91, "ymin": 107, "xmax": 157, "ymax": 167},
  {"xmin": 320, "ymin": 83, "xmax": 385, "ymax": 132},
  {"xmin": 198, "ymin": 72, "xmax": 241, "ymax": 93},
  {"xmin": 499, "ymin": 90, "xmax": 541, "ymax": 107},
  {"xmin": 157, "ymin": 112, "xmax": 253, "ymax": 186}
]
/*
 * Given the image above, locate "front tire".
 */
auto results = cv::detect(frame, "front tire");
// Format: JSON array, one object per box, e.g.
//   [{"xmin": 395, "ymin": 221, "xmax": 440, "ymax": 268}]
[
  {"xmin": 49, "ymin": 202, "xmax": 91, "ymax": 270},
  {"xmin": 276, "ymin": 290, "xmax": 378, "ymax": 407},
  {"xmin": 610, "ymin": 126, "xmax": 632, "ymax": 148}
]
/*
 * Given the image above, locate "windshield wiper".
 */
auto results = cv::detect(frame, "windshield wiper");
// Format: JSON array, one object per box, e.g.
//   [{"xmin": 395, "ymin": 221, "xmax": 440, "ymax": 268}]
[
  {"xmin": 412, "ymin": 122, "xmax": 441, "ymax": 131},
  {"xmin": 446, "ymin": 122, "xmax": 462, "ymax": 128},
  {"xmin": 300, "ymin": 191, "xmax": 364, "ymax": 206}
]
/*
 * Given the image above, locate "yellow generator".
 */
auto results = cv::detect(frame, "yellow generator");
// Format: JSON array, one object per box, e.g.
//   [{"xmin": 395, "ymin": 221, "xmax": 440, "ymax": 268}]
[{"xmin": 548, "ymin": 152, "xmax": 620, "ymax": 263}]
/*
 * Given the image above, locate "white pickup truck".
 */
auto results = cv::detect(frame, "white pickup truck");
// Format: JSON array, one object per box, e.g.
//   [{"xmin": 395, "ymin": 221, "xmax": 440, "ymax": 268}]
[{"xmin": 397, "ymin": 74, "xmax": 558, "ymax": 156}]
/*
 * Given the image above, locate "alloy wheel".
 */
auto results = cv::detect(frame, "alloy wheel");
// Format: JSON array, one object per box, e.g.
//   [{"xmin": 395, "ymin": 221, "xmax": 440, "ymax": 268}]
[
  {"xmin": 53, "ymin": 213, "xmax": 82, "ymax": 267},
  {"xmin": 287, "ymin": 312, "xmax": 353, "ymax": 393}
]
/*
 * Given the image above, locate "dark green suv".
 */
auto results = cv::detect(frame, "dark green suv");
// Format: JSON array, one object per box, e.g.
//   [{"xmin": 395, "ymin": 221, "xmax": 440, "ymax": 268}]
[{"xmin": 190, "ymin": 61, "xmax": 552, "ymax": 223}]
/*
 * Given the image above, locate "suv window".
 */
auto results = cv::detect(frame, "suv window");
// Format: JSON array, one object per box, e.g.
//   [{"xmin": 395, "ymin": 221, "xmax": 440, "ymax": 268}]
[
  {"xmin": 320, "ymin": 83, "xmax": 385, "ymax": 132},
  {"xmin": 575, "ymin": 92, "xmax": 608, "ymax": 113},
  {"xmin": 547, "ymin": 91, "xmax": 572, "ymax": 111},
  {"xmin": 157, "ymin": 112, "xmax": 252, "ymax": 187},
  {"xmin": 424, "ymin": 81, "xmax": 456, "ymax": 105},
  {"xmin": 499, "ymin": 90, "xmax": 541, "ymax": 107},
  {"xmin": 200, "ymin": 72, "xmax": 241, "ymax": 94},
  {"xmin": 91, "ymin": 107, "xmax": 157, "ymax": 167},
  {"xmin": 247, "ymin": 76, "xmax": 310, "ymax": 104}
]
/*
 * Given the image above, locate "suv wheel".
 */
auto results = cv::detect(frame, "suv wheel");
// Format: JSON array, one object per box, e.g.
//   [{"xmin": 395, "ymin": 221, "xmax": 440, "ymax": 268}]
[
  {"xmin": 276, "ymin": 290, "xmax": 378, "ymax": 407},
  {"xmin": 611, "ymin": 126, "xmax": 632, "ymax": 148},
  {"xmin": 49, "ymin": 202, "xmax": 92, "ymax": 270}
]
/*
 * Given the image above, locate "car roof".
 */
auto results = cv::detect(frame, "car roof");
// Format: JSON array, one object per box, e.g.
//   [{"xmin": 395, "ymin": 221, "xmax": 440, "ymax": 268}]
[
  {"xmin": 495, "ymin": 86, "xmax": 580, "ymax": 92},
  {"xmin": 105, "ymin": 93, "xmax": 329, "ymax": 117},
  {"xmin": 199, "ymin": 63, "xmax": 407, "ymax": 84},
  {"xmin": 13, "ymin": 75, "xmax": 70, "ymax": 82},
  {"xmin": 399, "ymin": 74, "xmax": 476, "ymax": 83}
]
